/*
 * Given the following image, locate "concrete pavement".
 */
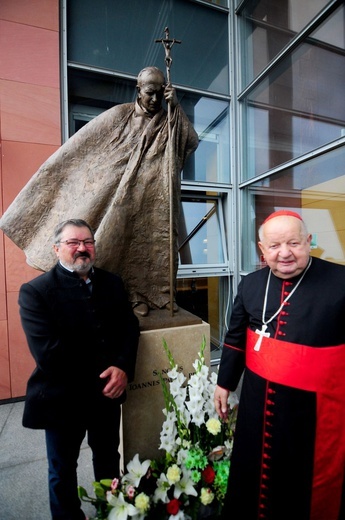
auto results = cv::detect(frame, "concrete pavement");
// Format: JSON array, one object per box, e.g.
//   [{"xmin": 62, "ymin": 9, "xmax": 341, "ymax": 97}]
[{"xmin": 0, "ymin": 400, "xmax": 96, "ymax": 520}]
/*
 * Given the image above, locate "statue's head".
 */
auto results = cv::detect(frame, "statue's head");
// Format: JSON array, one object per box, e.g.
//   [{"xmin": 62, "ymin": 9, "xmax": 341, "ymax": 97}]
[{"xmin": 136, "ymin": 67, "xmax": 166, "ymax": 115}]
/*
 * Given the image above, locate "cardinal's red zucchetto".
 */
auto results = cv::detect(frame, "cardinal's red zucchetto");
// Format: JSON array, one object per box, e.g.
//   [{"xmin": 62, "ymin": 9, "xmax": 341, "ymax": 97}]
[{"xmin": 263, "ymin": 210, "xmax": 302, "ymax": 224}]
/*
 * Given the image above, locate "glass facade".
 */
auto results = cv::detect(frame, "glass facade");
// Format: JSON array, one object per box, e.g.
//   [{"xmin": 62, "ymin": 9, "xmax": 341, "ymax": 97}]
[
  {"xmin": 63, "ymin": 0, "xmax": 345, "ymax": 363},
  {"xmin": 238, "ymin": 0, "xmax": 345, "ymax": 281},
  {"xmin": 240, "ymin": 0, "xmax": 331, "ymax": 85},
  {"xmin": 242, "ymin": 2, "xmax": 345, "ymax": 179}
]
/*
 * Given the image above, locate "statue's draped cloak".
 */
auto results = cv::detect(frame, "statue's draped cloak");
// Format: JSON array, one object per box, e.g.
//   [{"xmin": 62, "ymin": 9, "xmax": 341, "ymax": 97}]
[{"xmin": 0, "ymin": 102, "xmax": 199, "ymax": 308}]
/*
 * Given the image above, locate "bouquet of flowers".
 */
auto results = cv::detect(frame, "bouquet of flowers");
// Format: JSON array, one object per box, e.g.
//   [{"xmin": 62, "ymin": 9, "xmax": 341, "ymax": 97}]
[{"xmin": 79, "ymin": 336, "xmax": 238, "ymax": 519}]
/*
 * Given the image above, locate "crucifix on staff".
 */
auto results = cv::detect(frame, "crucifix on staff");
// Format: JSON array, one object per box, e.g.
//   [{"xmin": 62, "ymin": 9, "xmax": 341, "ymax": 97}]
[{"xmin": 155, "ymin": 27, "xmax": 182, "ymax": 317}]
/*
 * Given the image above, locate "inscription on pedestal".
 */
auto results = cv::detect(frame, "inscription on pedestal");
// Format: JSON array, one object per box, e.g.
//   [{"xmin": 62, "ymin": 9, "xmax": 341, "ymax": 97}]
[{"xmin": 122, "ymin": 321, "xmax": 210, "ymax": 465}]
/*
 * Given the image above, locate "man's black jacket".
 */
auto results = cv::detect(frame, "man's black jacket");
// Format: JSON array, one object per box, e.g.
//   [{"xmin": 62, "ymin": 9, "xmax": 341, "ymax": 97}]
[{"xmin": 19, "ymin": 263, "xmax": 140, "ymax": 429}]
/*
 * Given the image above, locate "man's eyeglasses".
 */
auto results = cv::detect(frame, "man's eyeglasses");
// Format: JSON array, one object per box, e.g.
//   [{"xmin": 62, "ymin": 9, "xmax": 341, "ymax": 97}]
[{"xmin": 59, "ymin": 239, "xmax": 96, "ymax": 248}]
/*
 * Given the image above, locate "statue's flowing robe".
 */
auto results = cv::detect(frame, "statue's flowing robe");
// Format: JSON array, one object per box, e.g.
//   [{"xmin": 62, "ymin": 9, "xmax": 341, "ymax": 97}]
[
  {"xmin": 0, "ymin": 102, "xmax": 199, "ymax": 308},
  {"xmin": 217, "ymin": 257, "xmax": 345, "ymax": 520}
]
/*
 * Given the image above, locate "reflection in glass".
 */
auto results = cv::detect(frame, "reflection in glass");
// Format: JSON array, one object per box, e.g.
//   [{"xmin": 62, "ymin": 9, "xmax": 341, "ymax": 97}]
[
  {"xmin": 68, "ymin": 0, "xmax": 229, "ymax": 94},
  {"xmin": 203, "ymin": 0, "xmax": 228, "ymax": 7},
  {"xmin": 242, "ymin": 146, "xmax": 345, "ymax": 271},
  {"xmin": 240, "ymin": 0, "xmax": 331, "ymax": 85},
  {"xmin": 176, "ymin": 276, "xmax": 232, "ymax": 362},
  {"xmin": 243, "ymin": 4, "xmax": 345, "ymax": 179},
  {"xmin": 183, "ymin": 97, "xmax": 230, "ymax": 183},
  {"xmin": 179, "ymin": 197, "xmax": 225, "ymax": 266}
]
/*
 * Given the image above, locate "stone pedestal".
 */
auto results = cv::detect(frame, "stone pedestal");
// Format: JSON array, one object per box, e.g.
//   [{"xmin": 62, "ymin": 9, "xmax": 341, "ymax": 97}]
[{"xmin": 122, "ymin": 320, "xmax": 210, "ymax": 466}]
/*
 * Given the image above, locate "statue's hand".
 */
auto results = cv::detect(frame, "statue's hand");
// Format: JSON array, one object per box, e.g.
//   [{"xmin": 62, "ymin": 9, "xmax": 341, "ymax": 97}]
[{"xmin": 164, "ymin": 84, "xmax": 178, "ymax": 108}]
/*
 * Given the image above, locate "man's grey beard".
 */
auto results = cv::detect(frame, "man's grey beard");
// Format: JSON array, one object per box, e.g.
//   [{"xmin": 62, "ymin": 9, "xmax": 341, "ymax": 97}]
[
  {"xmin": 61, "ymin": 258, "xmax": 94, "ymax": 273},
  {"xmin": 72, "ymin": 259, "xmax": 94, "ymax": 272}
]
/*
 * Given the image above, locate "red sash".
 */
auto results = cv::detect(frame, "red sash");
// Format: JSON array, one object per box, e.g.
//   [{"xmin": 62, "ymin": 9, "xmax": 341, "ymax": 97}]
[{"xmin": 246, "ymin": 328, "xmax": 345, "ymax": 520}]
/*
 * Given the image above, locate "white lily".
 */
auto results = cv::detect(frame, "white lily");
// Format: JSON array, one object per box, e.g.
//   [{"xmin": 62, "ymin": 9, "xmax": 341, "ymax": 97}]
[
  {"xmin": 173, "ymin": 472, "xmax": 198, "ymax": 499},
  {"xmin": 122, "ymin": 453, "xmax": 151, "ymax": 487},
  {"xmin": 153, "ymin": 472, "xmax": 170, "ymax": 503},
  {"xmin": 107, "ymin": 491, "xmax": 138, "ymax": 520}
]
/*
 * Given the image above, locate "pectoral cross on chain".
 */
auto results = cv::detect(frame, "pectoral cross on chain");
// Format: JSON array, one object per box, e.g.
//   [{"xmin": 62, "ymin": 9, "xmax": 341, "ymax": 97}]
[{"xmin": 254, "ymin": 324, "xmax": 270, "ymax": 351}]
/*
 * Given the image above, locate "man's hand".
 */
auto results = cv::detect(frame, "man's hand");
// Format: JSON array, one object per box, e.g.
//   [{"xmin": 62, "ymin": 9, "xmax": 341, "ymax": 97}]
[
  {"xmin": 214, "ymin": 385, "xmax": 230, "ymax": 420},
  {"xmin": 164, "ymin": 84, "xmax": 178, "ymax": 108},
  {"xmin": 100, "ymin": 366, "xmax": 128, "ymax": 399}
]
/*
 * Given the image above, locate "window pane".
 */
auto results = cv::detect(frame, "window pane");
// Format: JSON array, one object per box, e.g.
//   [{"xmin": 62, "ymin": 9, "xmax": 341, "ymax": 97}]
[
  {"xmin": 183, "ymin": 97, "xmax": 230, "ymax": 183},
  {"xmin": 68, "ymin": 69, "xmax": 136, "ymax": 110},
  {"xmin": 242, "ymin": 145, "xmax": 345, "ymax": 271},
  {"xmin": 67, "ymin": 0, "xmax": 229, "ymax": 95},
  {"xmin": 203, "ymin": 0, "xmax": 228, "ymax": 7},
  {"xmin": 179, "ymin": 197, "xmax": 225, "ymax": 266},
  {"xmin": 68, "ymin": 69, "xmax": 136, "ymax": 134},
  {"xmin": 176, "ymin": 276, "xmax": 232, "ymax": 363},
  {"xmin": 243, "ymin": 4, "xmax": 345, "ymax": 179},
  {"xmin": 240, "ymin": 0, "xmax": 330, "ymax": 85}
]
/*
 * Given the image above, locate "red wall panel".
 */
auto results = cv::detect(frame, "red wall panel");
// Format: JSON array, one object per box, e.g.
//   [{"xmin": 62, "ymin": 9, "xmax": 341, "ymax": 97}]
[{"xmin": 0, "ymin": 0, "xmax": 61, "ymax": 399}]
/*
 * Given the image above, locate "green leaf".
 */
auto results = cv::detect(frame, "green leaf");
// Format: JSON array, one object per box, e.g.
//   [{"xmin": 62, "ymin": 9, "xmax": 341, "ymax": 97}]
[
  {"xmin": 92, "ymin": 481, "xmax": 109, "ymax": 499},
  {"xmin": 99, "ymin": 478, "xmax": 113, "ymax": 488},
  {"xmin": 162, "ymin": 337, "xmax": 177, "ymax": 368},
  {"xmin": 77, "ymin": 486, "xmax": 88, "ymax": 499}
]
